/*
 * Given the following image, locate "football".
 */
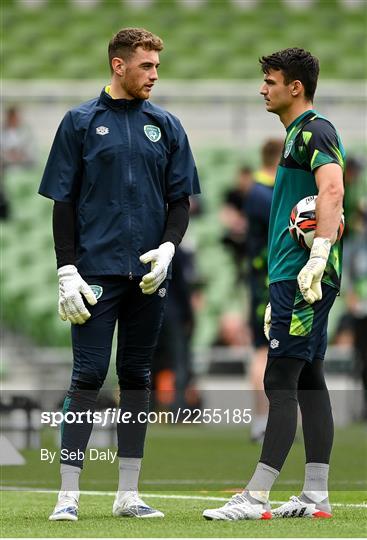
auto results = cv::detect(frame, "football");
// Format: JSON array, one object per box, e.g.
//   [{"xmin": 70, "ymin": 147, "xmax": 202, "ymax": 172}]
[{"xmin": 289, "ymin": 195, "xmax": 344, "ymax": 249}]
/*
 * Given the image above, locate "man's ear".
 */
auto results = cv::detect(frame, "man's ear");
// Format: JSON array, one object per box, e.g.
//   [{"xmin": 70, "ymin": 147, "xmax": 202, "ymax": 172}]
[
  {"xmin": 111, "ymin": 57, "xmax": 125, "ymax": 76},
  {"xmin": 291, "ymin": 80, "xmax": 303, "ymax": 97}
]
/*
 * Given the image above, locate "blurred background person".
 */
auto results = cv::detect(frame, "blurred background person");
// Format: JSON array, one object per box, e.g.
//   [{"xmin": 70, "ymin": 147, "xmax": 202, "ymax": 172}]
[
  {"xmin": 220, "ymin": 166, "xmax": 252, "ymax": 283},
  {"xmin": 153, "ymin": 245, "xmax": 202, "ymax": 413},
  {"xmin": 243, "ymin": 139, "xmax": 283, "ymax": 442},
  {"xmin": 213, "ymin": 311, "xmax": 251, "ymax": 348},
  {"xmin": 1, "ymin": 106, "xmax": 37, "ymax": 220},
  {"xmin": 343, "ymin": 156, "xmax": 364, "ymax": 241},
  {"xmin": 347, "ymin": 205, "xmax": 367, "ymax": 419},
  {"xmin": 333, "ymin": 157, "xmax": 366, "ymax": 348},
  {"xmin": 1, "ymin": 106, "xmax": 36, "ymax": 170}
]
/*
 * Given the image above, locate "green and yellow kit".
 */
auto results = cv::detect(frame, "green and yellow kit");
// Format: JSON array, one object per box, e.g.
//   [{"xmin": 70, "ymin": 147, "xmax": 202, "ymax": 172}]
[{"xmin": 268, "ymin": 110, "xmax": 346, "ymax": 290}]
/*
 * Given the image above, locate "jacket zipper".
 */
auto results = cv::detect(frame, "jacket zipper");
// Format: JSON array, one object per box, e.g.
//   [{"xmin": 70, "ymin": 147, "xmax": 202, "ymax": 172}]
[{"xmin": 125, "ymin": 108, "xmax": 133, "ymax": 280}]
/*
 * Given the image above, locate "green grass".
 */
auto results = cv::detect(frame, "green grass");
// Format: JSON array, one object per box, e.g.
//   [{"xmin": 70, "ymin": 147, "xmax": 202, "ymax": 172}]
[
  {"xmin": 1, "ymin": 491, "xmax": 366, "ymax": 538},
  {"xmin": 2, "ymin": 424, "xmax": 366, "ymax": 492},
  {"xmin": 1, "ymin": 424, "xmax": 366, "ymax": 537}
]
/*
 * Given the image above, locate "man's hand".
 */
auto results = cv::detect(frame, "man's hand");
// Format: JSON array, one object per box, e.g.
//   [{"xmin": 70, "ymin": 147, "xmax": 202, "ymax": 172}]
[
  {"xmin": 58, "ymin": 265, "xmax": 97, "ymax": 324},
  {"xmin": 264, "ymin": 303, "xmax": 271, "ymax": 341},
  {"xmin": 297, "ymin": 237, "xmax": 331, "ymax": 304},
  {"xmin": 139, "ymin": 242, "xmax": 175, "ymax": 295}
]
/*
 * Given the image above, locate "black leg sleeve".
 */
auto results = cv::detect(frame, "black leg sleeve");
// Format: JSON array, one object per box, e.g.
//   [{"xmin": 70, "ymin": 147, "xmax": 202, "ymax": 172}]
[
  {"xmin": 260, "ymin": 356, "xmax": 306, "ymax": 471},
  {"xmin": 297, "ymin": 357, "xmax": 334, "ymax": 464},
  {"xmin": 60, "ymin": 385, "xmax": 100, "ymax": 469},
  {"xmin": 117, "ymin": 388, "xmax": 151, "ymax": 459}
]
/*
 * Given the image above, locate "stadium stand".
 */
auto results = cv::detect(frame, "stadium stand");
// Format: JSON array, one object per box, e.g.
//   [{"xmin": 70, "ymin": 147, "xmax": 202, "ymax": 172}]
[
  {"xmin": 2, "ymin": 0, "xmax": 365, "ymax": 353},
  {"xmin": 3, "ymin": 142, "xmax": 363, "ymax": 351},
  {"xmin": 2, "ymin": 0, "xmax": 366, "ymax": 80},
  {"xmin": 0, "ymin": 149, "xmax": 247, "ymax": 348}
]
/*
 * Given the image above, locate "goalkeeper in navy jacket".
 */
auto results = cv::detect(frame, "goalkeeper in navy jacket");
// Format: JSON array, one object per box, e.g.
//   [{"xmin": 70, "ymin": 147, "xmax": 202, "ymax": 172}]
[{"xmin": 39, "ymin": 28, "xmax": 200, "ymax": 521}]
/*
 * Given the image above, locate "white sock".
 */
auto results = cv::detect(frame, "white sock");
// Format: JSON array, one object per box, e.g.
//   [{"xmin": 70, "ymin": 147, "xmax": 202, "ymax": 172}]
[
  {"xmin": 246, "ymin": 462, "xmax": 279, "ymax": 495},
  {"xmin": 60, "ymin": 464, "xmax": 81, "ymax": 492},
  {"xmin": 118, "ymin": 457, "xmax": 142, "ymax": 493},
  {"xmin": 302, "ymin": 490, "xmax": 328, "ymax": 503},
  {"xmin": 301, "ymin": 463, "xmax": 329, "ymax": 503}
]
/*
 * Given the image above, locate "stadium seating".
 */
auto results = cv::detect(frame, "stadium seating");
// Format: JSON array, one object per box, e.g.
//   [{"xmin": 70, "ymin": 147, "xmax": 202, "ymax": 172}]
[
  {"xmin": 1, "ymin": 148, "xmax": 253, "ymax": 348},
  {"xmin": 2, "ymin": 0, "xmax": 366, "ymax": 80},
  {"xmin": 2, "ymin": 143, "xmax": 366, "ymax": 349},
  {"xmin": 2, "ymin": 0, "xmax": 365, "ymax": 348}
]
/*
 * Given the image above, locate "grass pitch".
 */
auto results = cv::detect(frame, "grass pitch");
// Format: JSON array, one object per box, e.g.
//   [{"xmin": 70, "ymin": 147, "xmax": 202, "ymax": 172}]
[
  {"xmin": 1, "ymin": 424, "xmax": 366, "ymax": 537},
  {"xmin": 1, "ymin": 490, "xmax": 366, "ymax": 538}
]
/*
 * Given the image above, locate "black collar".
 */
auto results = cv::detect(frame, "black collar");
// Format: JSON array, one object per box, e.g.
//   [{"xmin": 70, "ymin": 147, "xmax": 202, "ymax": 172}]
[{"xmin": 99, "ymin": 88, "xmax": 144, "ymax": 110}]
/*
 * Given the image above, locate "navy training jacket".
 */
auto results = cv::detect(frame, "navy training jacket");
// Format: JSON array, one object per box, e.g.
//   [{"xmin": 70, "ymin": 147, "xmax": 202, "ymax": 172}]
[{"xmin": 39, "ymin": 88, "xmax": 200, "ymax": 277}]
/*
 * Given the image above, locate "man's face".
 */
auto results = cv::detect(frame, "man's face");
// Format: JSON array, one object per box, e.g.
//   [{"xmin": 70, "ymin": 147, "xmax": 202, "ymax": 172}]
[
  {"xmin": 259, "ymin": 69, "xmax": 294, "ymax": 115},
  {"xmin": 120, "ymin": 47, "xmax": 160, "ymax": 100}
]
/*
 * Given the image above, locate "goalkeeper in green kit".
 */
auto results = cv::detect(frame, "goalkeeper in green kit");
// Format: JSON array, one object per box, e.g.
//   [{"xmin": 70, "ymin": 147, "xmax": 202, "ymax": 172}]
[{"xmin": 203, "ymin": 48, "xmax": 345, "ymax": 521}]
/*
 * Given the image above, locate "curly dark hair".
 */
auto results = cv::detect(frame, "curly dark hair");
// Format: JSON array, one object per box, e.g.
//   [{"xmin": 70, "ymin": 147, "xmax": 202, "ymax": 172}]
[
  {"xmin": 108, "ymin": 28, "xmax": 163, "ymax": 69},
  {"xmin": 259, "ymin": 48, "xmax": 319, "ymax": 102}
]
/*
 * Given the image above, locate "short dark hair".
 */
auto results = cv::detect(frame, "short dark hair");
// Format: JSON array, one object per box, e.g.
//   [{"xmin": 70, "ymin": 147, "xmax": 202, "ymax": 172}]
[
  {"xmin": 259, "ymin": 48, "xmax": 319, "ymax": 102},
  {"xmin": 261, "ymin": 139, "xmax": 284, "ymax": 167},
  {"xmin": 239, "ymin": 165, "xmax": 253, "ymax": 176},
  {"xmin": 108, "ymin": 27, "xmax": 163, "ymax": 70}
]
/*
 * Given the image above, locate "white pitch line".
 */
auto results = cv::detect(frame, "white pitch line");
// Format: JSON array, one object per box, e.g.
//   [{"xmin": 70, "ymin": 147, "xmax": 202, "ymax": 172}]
[
  {"xmin": 1, "ymin": 486, "xmax": 367, "ymax": 508},
  {"xmin": 3, "ymin": 478, "xmax": 367, "ymax": 485}
]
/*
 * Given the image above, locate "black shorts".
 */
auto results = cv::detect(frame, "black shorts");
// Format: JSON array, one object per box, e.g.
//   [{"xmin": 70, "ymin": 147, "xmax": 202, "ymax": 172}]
[
  {"xmin": 268, "ymin": 280, "xmax": 338, "ymax": 363},
  {"xmin": 70, "ymin": 275, "xmax": 168, "ymax": 390}
]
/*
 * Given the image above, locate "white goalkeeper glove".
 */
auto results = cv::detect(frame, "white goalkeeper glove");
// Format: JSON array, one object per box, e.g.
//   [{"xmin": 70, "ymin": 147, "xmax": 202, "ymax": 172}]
[
  {"xmin": 297, "ymin": 237, "xmax": 331, "ymax": 305},
  {"xmin": 58, "ymin": 265, "xmax": 97, "ymax": 324},
  {"xmin": 139, "ymin": 242, "xmax": 175, "ymax": 295},
  {"xmin": 264, "ymin": 302, "xmax": 271, "ymax": 341}
]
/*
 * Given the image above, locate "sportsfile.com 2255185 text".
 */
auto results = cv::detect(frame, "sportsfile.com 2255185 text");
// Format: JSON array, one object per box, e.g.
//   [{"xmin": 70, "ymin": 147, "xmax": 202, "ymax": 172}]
[{"xmin": 40, "ymin": 408, "xmax": 253, "ymax": 427}]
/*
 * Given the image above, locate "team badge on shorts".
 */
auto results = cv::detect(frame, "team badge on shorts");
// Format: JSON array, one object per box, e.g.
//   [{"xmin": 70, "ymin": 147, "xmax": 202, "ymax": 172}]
[
  {"xmin": 158, "ymin": 288, "xmax": 166, "ymax": 298},
  {"xmin": 144, "ymin": 125, "xmax": 161, "ymax": 142},
  {"xmin": 89, "ymin": 285, "xmax": 103, "ymax": 300},
  {"xmin": 270, "ymin": 338, "xmax": 279, "ymax": 349}
]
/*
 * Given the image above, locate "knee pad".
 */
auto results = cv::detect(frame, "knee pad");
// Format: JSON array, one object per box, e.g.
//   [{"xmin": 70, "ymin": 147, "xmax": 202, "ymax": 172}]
[
  {"xmin": 70, "ymin": 363, "xmax": 108, "ymax": 392},
  {"xmin": 68, "ymin": 379, "xmax": 103, "ymax": 403},
  {"xmin": 73, "ymin": 380, "xmax": 101, "ymax": 391},
  {"xmin": 118, "ymin": 370, "xmax": 152, "ymax": 391}
]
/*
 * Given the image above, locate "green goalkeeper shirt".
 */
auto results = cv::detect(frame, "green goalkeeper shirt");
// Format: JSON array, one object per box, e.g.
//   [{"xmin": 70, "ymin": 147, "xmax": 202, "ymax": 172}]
[{"xmin": 268, "ymin": 110, "xmax": 346, "ymax": 290}]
